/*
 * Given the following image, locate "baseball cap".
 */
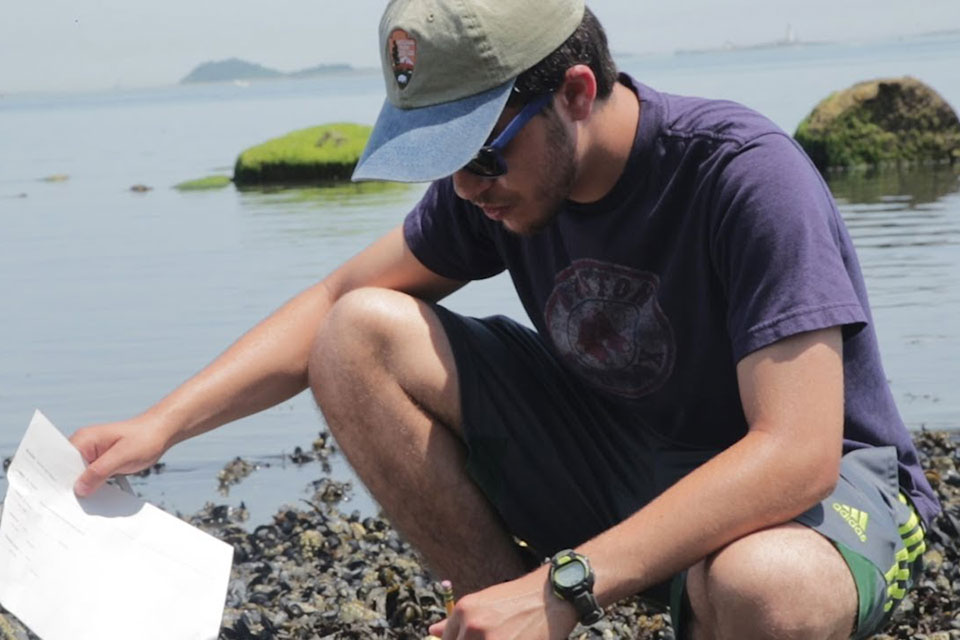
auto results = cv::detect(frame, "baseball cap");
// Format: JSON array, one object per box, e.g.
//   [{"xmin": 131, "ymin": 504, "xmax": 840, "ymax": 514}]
[{"xmin": 352, "ymin": 0, "xmax": 586, "ymax": 183}]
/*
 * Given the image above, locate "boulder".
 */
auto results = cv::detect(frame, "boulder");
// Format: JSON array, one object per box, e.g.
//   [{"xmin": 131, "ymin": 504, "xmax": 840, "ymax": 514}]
[
  {"xmin": 233, "ymin": 123, "xmax": 372, "ymax": 186},
  {"xmin": 794, "ymin": 77, "xmax": 960, "ymax": 171}
]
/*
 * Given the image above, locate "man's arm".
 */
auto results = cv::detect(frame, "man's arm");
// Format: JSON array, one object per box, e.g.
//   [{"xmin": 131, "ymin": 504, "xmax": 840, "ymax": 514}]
[
  {"xmin": 584, "ymin": 325, "xmax": 844, "ymax": 603},
  {"xmin": 432, "ymin": 326, "xmax": 844, "ymax": 639},
  {"xmin": 72, "ymin": 225, "xmax": 463, "ymax": 496}
]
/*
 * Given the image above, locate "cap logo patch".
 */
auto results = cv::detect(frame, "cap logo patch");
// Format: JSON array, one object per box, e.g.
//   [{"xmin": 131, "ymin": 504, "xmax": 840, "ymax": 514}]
[{"xmin": 388, "ymin": 29, "xmax": 417, "ymax": 90}]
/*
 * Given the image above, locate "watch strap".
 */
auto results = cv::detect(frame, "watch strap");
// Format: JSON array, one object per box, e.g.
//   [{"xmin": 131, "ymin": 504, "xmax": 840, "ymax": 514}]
[{"xmin": 571, "ymin": 590, "xmax": 604, "ymax": 625}]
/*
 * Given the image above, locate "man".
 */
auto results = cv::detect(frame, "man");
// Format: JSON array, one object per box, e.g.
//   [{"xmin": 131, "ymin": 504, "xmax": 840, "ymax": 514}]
[{"xmin": 71, "ymin": 1, "xmax": 938, "ymax": 638}]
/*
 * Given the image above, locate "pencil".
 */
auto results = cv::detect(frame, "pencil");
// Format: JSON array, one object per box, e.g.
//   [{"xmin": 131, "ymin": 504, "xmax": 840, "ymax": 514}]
[{"xmin": 441, "ymin": 579, "xmax": 455, "ymax": 617}]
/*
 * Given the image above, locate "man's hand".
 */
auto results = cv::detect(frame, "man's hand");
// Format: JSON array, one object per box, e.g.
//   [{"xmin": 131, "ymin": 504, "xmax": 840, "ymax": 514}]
[
  {"xmin": 428, "ymin": 567, "xmax": 579, "ymax": 640},
  {"xmin": 70, "ymin": 415, "xmax": 173, "ymax": 496}
]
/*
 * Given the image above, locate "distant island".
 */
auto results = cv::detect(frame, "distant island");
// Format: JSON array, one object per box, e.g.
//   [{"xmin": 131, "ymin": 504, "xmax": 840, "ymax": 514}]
[
  {"xmin": 674, "ymin": 24, "xmax": 825, "ymax": 56},
  {"xmin": 180, "ymin": 58, "xmax": 354, "ymax": 84}
]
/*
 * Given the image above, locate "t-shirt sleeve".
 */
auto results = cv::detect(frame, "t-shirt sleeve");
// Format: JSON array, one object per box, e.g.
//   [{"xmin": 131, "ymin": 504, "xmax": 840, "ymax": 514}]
[
  {"xmin": 711, "ymin": 132, "xmax": 867, "ymax": 362},
  {"xmin": 403, "ymin": 178, "xmax": 506, "ymax": 281}
]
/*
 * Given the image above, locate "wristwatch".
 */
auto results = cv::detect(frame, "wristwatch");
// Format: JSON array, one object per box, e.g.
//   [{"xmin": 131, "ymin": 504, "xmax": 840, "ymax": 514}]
[{"xmin": 548, "ymin": 549, "xmax": 604, "ymax": 625}]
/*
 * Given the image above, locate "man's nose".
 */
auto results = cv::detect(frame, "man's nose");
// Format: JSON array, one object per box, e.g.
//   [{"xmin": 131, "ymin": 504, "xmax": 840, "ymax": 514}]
[{"xmin": 452, "ymin": 168, "xmax": 495, "ymax": 202}]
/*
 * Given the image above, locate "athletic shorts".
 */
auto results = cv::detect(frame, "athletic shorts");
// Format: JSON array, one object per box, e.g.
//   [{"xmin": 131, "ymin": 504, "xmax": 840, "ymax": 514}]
[{"xmin": 433, "ymin": 306, "xmax": 926, "ymax": 639}]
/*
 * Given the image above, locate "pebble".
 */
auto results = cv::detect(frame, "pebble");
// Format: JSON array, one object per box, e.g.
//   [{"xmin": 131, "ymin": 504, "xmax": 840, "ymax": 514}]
[{"xmin": 133, "ymin": 462, "xmax": 166, "ymax": 478}]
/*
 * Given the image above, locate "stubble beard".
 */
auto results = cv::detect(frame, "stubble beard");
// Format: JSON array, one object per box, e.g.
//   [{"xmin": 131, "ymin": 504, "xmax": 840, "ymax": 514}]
[{"xmin": 510, "ymin": 111, "xmax": 578, "ymax": 237}]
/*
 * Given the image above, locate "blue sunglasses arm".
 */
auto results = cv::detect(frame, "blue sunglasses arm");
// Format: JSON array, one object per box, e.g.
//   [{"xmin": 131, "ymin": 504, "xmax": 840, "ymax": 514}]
[{"xmin": 488, "ymin": 93, "xmax": 554, "ymax": 149}]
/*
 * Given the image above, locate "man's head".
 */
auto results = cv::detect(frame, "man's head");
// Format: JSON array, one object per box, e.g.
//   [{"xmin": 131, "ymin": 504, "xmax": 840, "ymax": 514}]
[
  {"xmin": 451, "ymin": 7, "xmax": 620, "ymax": 235},
  {"xmin": 352, "ymin": 0, "xmax": 617, "ymax": 187}
]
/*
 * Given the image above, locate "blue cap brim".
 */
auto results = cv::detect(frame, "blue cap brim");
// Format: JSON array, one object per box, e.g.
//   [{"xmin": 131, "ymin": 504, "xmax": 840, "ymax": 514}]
[{"xmin": 352, "ymin": 79, "xmax": 515, "ymax": 183}]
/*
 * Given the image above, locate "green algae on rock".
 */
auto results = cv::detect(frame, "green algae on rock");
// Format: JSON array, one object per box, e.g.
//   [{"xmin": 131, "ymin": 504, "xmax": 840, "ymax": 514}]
[
  {"xmin": 234, "ymin": 123, "xmax": 371, "ymax": 186},
  {"xmin": 794, "ymin": 77, "xmax": 960, "ymax": 171},
  {"xmin": 175, "ymin": 175, "xmax": 233, "ymax": 191}
]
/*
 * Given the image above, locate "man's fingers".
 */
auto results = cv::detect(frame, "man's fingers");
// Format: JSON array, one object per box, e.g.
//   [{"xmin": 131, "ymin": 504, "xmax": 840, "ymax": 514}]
[
  {"xmin": 69, "ymin": 426, "xmax": 115, "ymax": 464},
  {"xmin": 69, "ymin": 433, "xmax": 94, "ymax": 464},
  {"xmin": 74, "ymin": 465, "xmax": 108, "ymax": 497},
  {"xmin": 73, "ymin": 444, "xmax": 128, "ymax": 497},
  {"xmin": 431, "ymin": 617, "xmax": 462, "ymax": 640},
  {"xmin": 427, "ymin": 620, "xmax": 447, "ymax": 638}
]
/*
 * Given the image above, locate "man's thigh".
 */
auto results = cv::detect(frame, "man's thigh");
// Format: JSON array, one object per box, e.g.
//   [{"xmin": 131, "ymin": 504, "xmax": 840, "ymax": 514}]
[
  {"xmin": 432, "ymin": 307, "xmax": 657, "ymax": 550},
  {"xmin": 431, "ymin": 306, "xmax": 719, "ymax": 600}
]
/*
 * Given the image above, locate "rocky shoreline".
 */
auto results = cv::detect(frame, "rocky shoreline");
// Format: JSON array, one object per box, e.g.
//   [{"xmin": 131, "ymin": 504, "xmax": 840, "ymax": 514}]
[{"xmin": 1, "ymin": 430, "xmax": 958, "ymax": 639}]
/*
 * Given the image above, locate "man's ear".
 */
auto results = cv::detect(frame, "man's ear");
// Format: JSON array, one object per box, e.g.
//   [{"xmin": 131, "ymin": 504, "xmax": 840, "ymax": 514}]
[{"xmin": 557, "ymin": 64, "xmax": 597, "ymax": 121}]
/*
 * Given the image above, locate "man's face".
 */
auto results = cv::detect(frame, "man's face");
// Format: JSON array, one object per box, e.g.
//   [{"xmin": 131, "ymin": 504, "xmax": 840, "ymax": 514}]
[{"xmin": 452, "ymin": 101, "xmax": 578, "ymax": 236}]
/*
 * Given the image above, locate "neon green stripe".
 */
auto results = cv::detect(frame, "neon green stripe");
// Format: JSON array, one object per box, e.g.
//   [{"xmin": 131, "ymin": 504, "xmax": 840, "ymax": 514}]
[
  {"xmin": 884, "ymin": 601, "xmax": 893, "ymax": 612},
  {"xmin": 888, "ymin": 584, "xmax": 906, "ymax": 600},
  {"xmin": 907, "ymin": 541, "xmax": 926, "ymax": 563},
  {"xmin": 885, "ymin": 562, "xmax": 899, "ymax": 584},
  {"xmin": 903, "ymin": 528, "xmax": 924, "ymax": 548},
  {"xmin": 899, "ymin": 525, "xmax": 920, "ymax": 542},
  {"xmin": 898, "ymin": 512, "xmax": 919, "ymax": 535}
]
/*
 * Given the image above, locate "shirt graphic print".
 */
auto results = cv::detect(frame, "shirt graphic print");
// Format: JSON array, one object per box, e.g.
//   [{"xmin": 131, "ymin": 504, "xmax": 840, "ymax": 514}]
[{"xmin": 544, "ymin": 259, "xmax": 676, "ymax": 398}]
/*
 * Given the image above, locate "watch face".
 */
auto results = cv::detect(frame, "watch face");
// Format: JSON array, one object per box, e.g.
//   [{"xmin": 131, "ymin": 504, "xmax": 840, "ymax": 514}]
[{"xmin": 554, "ymin": 560, "xmax": 587, "ymax": 588}]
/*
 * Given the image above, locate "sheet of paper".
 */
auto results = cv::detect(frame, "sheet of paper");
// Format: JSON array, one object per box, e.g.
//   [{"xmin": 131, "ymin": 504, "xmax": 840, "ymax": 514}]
[{"xmin": 0, "ymin": 411, "xmax": 234, "ymax": 640}]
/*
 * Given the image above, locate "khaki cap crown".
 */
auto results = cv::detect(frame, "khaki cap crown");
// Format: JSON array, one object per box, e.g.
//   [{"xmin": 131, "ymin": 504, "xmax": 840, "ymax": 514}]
[{"xmin": 380, "ymin": 0, "xmax": 586, "ymax": 109}]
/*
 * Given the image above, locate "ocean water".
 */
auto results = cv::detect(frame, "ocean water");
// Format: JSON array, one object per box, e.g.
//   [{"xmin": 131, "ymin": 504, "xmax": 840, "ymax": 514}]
[{"xmin": 2, "ymin": 34, "xmax": 959, "ymax": 523}]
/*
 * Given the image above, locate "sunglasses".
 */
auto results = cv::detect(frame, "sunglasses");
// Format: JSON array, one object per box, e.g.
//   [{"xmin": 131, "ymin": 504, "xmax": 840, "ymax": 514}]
[{"xmin": 463, "ymin": 92, "xmax": 554, "ymax": 178}]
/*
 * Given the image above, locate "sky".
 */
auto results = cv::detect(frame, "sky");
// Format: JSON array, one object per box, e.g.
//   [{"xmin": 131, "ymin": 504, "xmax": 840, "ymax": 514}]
[{"xmin": 2, "ymin": 0, "xmax": 958, "ymax": 94}]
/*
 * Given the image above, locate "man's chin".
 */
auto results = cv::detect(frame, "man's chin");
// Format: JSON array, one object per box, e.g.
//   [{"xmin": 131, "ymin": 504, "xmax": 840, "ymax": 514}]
[
  {"xmin": 502, "ymin": 219, "xmax": 547, "ymax": 237},
  {"xmin": 501, "ymin": 211, "xmax": 557, "ymax": 237}
]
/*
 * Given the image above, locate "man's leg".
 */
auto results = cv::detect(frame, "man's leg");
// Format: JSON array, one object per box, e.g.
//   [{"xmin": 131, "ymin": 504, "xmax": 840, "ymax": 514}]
[
  {"xmin": 685, "ymin": 523, "xmax": 857, "ymax": 640},
  {"xmin": 308, "ymin": 287, "xmax": 526, "ymax": 595}
]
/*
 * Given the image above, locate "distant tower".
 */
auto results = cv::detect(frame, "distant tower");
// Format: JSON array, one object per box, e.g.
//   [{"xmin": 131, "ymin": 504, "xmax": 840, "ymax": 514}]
[{"xmin": 786, "ymin": 24, "xmax": 798, "ymax": 44}]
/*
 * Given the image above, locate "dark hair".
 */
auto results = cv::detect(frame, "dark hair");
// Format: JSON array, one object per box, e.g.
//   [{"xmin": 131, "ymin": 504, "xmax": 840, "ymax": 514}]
[{"xmin": 508, "ymin": 6, "xmax": 618, "ymax": 106}]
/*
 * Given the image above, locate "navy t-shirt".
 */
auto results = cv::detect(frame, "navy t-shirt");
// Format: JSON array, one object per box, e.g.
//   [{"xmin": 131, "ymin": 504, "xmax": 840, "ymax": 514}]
[{"xmin": 403, "ymin": 74, "xmax": 939, "ymax": 525}]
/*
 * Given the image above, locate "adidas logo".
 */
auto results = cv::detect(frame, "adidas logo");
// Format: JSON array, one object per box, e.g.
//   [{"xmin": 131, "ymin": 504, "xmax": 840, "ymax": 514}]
[{"xmin": 833, "ymin": 502, "xmax": 869, "ymax": 542}]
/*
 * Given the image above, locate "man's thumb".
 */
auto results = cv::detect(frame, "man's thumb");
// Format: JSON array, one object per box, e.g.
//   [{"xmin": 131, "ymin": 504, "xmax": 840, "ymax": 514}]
[{"xmin": 74, "ymin": 455, "xmax": 117, "ymax": 497}]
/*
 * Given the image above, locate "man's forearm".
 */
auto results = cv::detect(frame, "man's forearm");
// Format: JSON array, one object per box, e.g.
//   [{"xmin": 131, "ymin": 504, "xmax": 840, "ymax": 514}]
[
  {"xmin": 145, "ymin": 280, "xmax": 337, "ymax": 446},
  {"xmin": 581, "ymin": 427, "xmax": 840, "ymax": 607}
]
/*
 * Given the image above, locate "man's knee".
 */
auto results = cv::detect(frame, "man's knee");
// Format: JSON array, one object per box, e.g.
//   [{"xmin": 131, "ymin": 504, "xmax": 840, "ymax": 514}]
[
  {"xmin": 686, "ymin": 524, "xmax": 856, "ymax": 640},
  {"xmin": 308, "ymin": 287, "xmax": 460, "ymax": 428},
  {"xmin": 309, "ymin": 287, "xmax": 413, "ymax": 387},
  {"xmin": 315, "ymin": 286, "xmax": 407, "ymax": 351}
]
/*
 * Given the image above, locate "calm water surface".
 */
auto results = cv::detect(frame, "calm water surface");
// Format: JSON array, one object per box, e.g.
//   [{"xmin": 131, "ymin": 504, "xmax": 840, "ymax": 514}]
[{"xmin": 2, "ymin": 36, "xmax": 959, "ymax": 522}]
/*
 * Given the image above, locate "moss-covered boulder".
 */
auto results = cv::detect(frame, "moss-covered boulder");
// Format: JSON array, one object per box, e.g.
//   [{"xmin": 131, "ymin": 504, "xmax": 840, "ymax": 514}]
[
  {"xmin": 794, "ymin": 77, "xmax": 960, "ymax": 171},
  {"xmin": 234, "ymin": 123, "xmax": 371, "ymax": 186}
]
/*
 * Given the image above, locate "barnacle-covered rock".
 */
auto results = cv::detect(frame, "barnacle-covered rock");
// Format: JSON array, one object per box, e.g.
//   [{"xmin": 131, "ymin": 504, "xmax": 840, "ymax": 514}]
[
  {"xmin": 217, "ymin": 457, "xmax": 259, "ymax": 495},
  {"xmin": 795, "ymin": 77, "xmax": 960, "ymax": 171}
]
